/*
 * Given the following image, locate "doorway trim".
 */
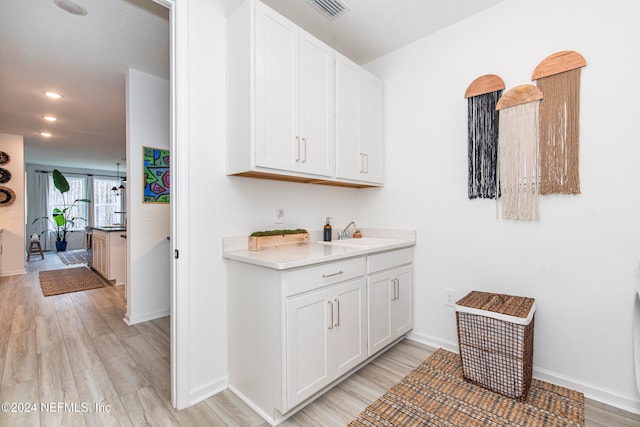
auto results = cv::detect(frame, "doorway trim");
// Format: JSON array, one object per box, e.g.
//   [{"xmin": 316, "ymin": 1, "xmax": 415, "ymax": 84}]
[{"xmin": 152, "ymin": 0, "xmax": 190, "ymax": 410}]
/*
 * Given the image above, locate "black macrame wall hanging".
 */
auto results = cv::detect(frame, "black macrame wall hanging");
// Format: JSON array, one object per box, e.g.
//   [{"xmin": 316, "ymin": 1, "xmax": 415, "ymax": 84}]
[{"xmin": 464, "ymin": 74, "xmax": 505, "ymax": 199}]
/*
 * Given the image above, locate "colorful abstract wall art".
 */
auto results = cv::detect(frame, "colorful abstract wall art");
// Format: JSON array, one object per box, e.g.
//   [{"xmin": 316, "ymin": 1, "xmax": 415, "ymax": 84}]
[{"xmin": 143, "ymin": 147, "xmax": 170, "ymax": 203}]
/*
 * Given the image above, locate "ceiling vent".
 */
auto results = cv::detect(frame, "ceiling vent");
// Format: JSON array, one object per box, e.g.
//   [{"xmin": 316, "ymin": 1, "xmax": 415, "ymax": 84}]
[{"xmin": 306, "ymin": 0, "xmax": 351, "ymax": 20}]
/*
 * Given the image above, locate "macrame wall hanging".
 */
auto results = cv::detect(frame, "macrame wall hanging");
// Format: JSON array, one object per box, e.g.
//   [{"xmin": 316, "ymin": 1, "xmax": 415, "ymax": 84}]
[
  {"xmin": 496, "ymin": 85, "xmax": 544, "ymax": 221},
  {"xmin": 464, "ymin": 74, "xmax": 505, "ymax": 199},
  {"xmin": 532, "ymin": 51, "xmax": 586, "ymax": 195}
]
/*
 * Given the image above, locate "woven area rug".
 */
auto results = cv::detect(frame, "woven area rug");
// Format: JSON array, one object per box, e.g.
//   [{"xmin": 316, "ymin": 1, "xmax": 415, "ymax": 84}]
[
  {"xmin": 349, "ymin": 348, "xmax": 584, "ymax": 427},
  {"xmin": 57, "ymin": 249, "xmax": 88, "ymax": 265},
  {"xmin": 39, "ymin": 267, "xmax": 108, "ymax": 297}
]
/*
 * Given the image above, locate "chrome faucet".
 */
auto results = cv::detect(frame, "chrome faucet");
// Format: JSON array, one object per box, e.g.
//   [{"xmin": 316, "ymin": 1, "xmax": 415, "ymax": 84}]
[{"xmin": 338, "ymin": 221, "xmax": 356, "ymax": 240}]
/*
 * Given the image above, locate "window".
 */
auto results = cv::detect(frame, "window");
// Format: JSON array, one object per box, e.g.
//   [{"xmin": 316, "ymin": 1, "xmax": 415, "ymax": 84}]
[
  {"xmin": 93, "ymin": 178, "xmax": 123, "ymax": 227},
  {"xmin": 48, "ymin": 175, "xmax": 87, "ymax": 231}
]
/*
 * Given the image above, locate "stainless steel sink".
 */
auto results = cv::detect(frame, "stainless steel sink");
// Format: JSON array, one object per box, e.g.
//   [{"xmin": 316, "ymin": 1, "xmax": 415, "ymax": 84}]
[{"xmin": 317, "ymin": 237, "xmax": 403, "ymax": 249}]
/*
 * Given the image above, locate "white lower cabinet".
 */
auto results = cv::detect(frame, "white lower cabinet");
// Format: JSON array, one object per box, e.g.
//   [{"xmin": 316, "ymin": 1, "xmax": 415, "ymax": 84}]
[
  {"xmin": 92, "ymin": 231, "xmax": 109, "ymax": 279},
  {"xmin": 286, "ymin": 277, "xmax": 366, "ymax": 408},
  {"xmin": 368, "ymin": 265, "xmax": 413, "ymax": 355},
  {"xmin": 91, "ymin": 230, "xmax": 126, "ymax": 285},
  {"xmin": 367, "ymin": 247, "xmax": 414, "ymax": 355},
  {"xmin": 228, "ymin": 247, "xmax": 412, "ymax": 425}
]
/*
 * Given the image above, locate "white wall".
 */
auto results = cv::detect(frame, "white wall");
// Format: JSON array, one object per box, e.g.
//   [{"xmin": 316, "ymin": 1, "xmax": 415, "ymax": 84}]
[
  {"xmin": 181, "ymin": 0, "xmax": 361, "ymax": 405},
  {"xmin": 363, "ymin": 0, "xmax": 640, "ymax": 413},
  {"xmin": 0, "ymin": 133, "xmax": 25, "ymax": 276},
  {"xmin": 126, "ymin": 68, "xmax": 171, "ymax": 324}
]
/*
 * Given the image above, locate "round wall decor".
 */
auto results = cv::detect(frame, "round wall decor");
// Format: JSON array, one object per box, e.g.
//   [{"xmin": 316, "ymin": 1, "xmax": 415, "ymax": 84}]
[
  {"xmin": 0, "ymin": 186, "xmax": 16, "ymax": 207},
  {"xmin": 0, "ymin": 167, "xmax": 11, "ymax": 184},
  {"xmin": 0, "ymin": 151, "xmax": 9, "ymax": 165}
]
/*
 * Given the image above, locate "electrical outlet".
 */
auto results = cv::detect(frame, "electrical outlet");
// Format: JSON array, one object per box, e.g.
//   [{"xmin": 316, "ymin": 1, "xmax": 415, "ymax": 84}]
[
  {"xmin": 444, "ymin": 288, "xmax": 456, "ymax": 307},
  {"xmin": 274, "ymin": 208, "xmax": 285, "ymax": 224}
]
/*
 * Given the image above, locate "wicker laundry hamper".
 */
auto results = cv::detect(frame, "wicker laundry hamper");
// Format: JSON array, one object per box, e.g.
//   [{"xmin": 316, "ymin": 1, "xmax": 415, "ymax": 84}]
[{"xmin": 455, "ymin": 291, "xmax": 536, "ymax": 400}]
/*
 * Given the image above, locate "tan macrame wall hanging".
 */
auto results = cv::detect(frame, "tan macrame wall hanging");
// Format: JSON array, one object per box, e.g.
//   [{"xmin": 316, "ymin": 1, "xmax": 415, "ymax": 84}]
[
  {"xmin": 465, "ymin": 74, "xmax": 505, "ymax": 199},
  {"xmin": 496, "ymin": 85, "xmax": 544, "ymax": 221},
  {"xmin": 532, "ymin": 51, "xmax": 586, "ymax": 195}
]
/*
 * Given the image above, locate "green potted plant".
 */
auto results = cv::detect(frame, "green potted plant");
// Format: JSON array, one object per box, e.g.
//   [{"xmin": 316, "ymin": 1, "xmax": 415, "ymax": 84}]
[{"xmin": 32, "ymin": 169, "xmax": 91, "ymax": 252}]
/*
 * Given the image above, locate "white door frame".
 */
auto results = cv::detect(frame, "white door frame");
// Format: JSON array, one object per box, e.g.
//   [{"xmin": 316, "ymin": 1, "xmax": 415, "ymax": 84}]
[{"xmin": 152, "ymin": 0, "xmax": 190, "ymax": 410}]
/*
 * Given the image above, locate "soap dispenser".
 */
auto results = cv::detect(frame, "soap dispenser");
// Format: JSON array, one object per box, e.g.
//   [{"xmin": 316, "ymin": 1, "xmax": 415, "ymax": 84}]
[{"xmin": 323, "ymin": 217, "xmax": 332, "ymax": 242}]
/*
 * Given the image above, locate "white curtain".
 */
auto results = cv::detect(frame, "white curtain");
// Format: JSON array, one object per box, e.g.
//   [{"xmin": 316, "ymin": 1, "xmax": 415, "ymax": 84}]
[
  {"xmin": 86, "ymin": 175, "xmax": 95, "ymax": 227},
  {"xmin": 31, "ymin": 172, "xmax": 51, "ymax": 250}
]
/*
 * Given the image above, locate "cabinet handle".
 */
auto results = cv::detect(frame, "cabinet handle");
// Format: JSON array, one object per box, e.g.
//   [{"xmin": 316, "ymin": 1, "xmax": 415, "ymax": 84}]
[
  {"xmin": 391, "ymin": 279, "xmax": 396, "ymax": 301},
  {"xmin": 359, "ymin": 153, "xmax": 365, "ymax": 173},
  {"xmin": 334, "ymin": 298, "xmax": 340, "ymax": 327},
  {"xmin": 364, "ymin": 153, "xmax": 369, "ymax": 174},
  {"xmin": 391, "ymin": 278, "xmax": 399, "ymax": 301},
  {"xmin": 302, "ymin": 137, "xmax": 307, "ymax": 164},
  {"xmin": 295, "ymin": 136, "xmax": 300, "ymax": 162},
  {"xmin": 322, "ymin": 270, "xmax": 344, "ymax": 278},
  {"xmin": 328, "ymin": 300, "xmax": 334, "ymax": 330}
]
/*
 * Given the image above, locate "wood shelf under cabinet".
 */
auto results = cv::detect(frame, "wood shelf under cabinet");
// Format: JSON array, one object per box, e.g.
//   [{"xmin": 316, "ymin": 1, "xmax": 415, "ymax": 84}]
[{"xmin": 229, "ymin": 171, "xmax": 378, "ymax": 188}]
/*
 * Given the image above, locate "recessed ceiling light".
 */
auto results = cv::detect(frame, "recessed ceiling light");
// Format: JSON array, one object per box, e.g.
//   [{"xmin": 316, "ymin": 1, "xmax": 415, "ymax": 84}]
[
  {"xmin": 43, "ymin": 115, "xmax": 57, "ymax": 122},
  {"xmin": 40, "ymin": 132, "xmax": 52, "ymax": 138},
  {"xmin": 43, "ymin": 91, "xmax": 63, "ymax": 99},
  {"xmin": 54, "ymin": 0, "xmax": 88, "ymax": 16}
]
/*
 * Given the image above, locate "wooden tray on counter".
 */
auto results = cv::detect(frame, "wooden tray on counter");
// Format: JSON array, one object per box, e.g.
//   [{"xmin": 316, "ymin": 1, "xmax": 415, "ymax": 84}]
[{"xmin": 248, "ymin": 232, "xmax": 310, "ymax": 251}]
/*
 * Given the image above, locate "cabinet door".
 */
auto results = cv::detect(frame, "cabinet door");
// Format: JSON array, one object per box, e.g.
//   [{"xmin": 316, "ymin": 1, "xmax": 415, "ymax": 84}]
[
  {"xmin": 286, "ymin": 288, "xmax": 332, "ymax": 408},
  {"xmin": 335, "ymin": 54, "xmax": 360, "ymax": 181},
  {"xmin": 391, "ymin": 266, "xmax": 413, "ymax": 337},
  {"xmin": 359, "ymin": 72, "xmax": 384, "ymax": 183},
  {"xmin": 368, "ymin": 265, "xmax": 413, "ymax": 356},
  {"xmin": 367, "ymin": 272, "xmax": 393, "ymax": 355},
  {"xmin": 108, "ymin": 233, "xmax": 126, "ymax": 285},
  {"xmin": 254, "ymin": 2, "xmax": 299, "ymax": 172},
  {"xmin": 298, "ymin": 31, "xmax": 334, "ymax": 176},
  {"xmin": 335, "ymin": 54, "xmax": 385, "ymax": 184},
  {"xmin": 92, "ymin": 233, "xmax": 109, "ymax": 279},
  {"xmin": 332, "ymin": 278, "xmax": 367, "ymax": 377}
]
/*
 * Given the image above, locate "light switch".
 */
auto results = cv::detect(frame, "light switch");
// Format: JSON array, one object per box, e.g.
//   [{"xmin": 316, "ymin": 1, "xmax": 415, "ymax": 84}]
[{"xmin": 274, "ymin": 208, "xmax": 285, "ymax": 224}]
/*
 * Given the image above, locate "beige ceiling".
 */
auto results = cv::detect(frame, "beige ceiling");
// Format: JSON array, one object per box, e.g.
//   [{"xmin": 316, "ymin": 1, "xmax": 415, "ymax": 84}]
[
  {"xmin": 262, "ymin": 0, "xmax": 505, "ymax": 64},
  {"xmin": 0, "ymin": 0, "xmax": 504, "ymax": 172}
]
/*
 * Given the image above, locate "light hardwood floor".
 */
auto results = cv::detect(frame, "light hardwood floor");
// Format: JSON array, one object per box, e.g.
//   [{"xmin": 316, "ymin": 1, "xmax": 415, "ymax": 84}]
[{"xmin": 1, "ymin": 254, "xmax": 639, "ymax": 426}]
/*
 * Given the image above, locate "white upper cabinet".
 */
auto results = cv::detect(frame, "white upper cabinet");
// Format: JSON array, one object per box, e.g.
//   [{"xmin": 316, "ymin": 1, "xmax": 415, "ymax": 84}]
[
  {"xmin": 228, "ymin": 0, "xmax": 334, "ymax": 179},
  {"xmin": 335, "ymin": 53, "xmax": 385, "ymax": 185},
  {"xmin": 359, "ymin": 71, "xmax": 385, "ymax": 183},
  {"xmin": 253, "ymin": 6, "xmax": 299, "ymax": 172},
  {"xmin": 227, "ymin": 0, "xmax": 383, "ymax": 187},
  {"xmin": 334, "ymin": 56, "xmax": 359, "ymax": 181},
  {"xmin": 298, "ymin": 32, "xmax": 335, "ymax": 176}
]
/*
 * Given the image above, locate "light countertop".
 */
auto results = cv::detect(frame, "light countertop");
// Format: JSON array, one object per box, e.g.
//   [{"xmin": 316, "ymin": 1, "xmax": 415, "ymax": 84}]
[{"xmin": 223, "ymin": 228, "xmax": 416, "ymax": 270}]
